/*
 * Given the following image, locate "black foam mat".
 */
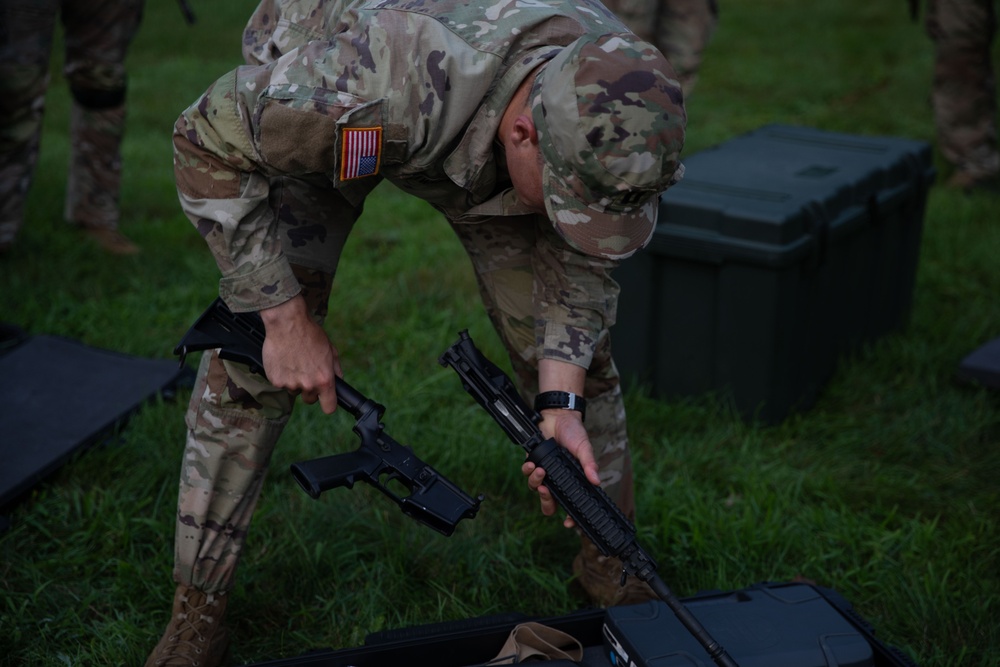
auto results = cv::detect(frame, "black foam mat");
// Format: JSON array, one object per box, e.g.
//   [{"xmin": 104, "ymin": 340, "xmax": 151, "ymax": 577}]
[
  {"xmin": 957, "ymin": 336, "xmax": 1000, "ymax": 390},
  {"xmin": 0, "ymin": 333, "xmax": 186, "ymax": 511}
]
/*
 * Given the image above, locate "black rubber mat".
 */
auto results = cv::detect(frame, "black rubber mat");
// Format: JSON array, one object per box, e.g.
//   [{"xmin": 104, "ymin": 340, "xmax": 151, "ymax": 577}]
[
  {"xmin": 957, "ymin": 336, "xmax": 1000, "ymax": 390},
  {"xmin": 0, "ymin": 332, "xmax": 186, "ymax": 511}
]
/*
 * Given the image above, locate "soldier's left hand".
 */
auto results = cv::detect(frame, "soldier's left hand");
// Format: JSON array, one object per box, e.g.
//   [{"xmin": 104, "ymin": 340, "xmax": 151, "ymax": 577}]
[{"xmin": 522, "ymin": 409, "xmax": 599, "ymax": 527}]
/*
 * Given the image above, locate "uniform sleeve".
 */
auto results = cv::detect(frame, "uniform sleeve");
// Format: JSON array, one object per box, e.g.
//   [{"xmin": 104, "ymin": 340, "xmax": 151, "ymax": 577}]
[
  {"xmin": 173, "ymin": 66, "xmax": 304, "ymax": 312},
  {"xmin": 531, "ymin": 217, "xmax": 620, "ymax": 369},
  {"xmin": 171, "ymin": 39, "xmax": 385, "ymax": 313}
]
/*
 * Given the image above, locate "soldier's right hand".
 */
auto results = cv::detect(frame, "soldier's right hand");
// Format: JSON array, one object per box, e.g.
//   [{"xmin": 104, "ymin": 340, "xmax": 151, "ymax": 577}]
[{"xmin": 259, "ymin": 295, "xmax": 341, "ymax": 413}]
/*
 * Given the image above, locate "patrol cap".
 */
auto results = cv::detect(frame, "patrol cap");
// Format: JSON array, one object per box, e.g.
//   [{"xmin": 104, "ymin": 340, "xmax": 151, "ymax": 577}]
[{"xmin": 530, "ymin": 33, "xmax": 686, "ymax": 260}]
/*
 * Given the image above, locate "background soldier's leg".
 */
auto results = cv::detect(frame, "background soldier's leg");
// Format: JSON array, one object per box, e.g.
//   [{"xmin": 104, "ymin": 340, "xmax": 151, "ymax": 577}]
[
  {"xmin": 60, "ymin": 0, "xmax": 145, "ymax": 252},
  {"xmin": 925, "ymin": 0, "xmax": 999, "ymax": 188},
  {"xmin": 0, "ymin": 0, "xmax": 57, "ymax": 250},
  {"xmin": 598, "ymin": 0, "xmax": 718, "ymax": 96},
  {"xmin": 64, "ymin": 103, "xmax": 128, "ymax": 234},
  {"xmin": 654, "ymin": 0, "xmax": 719, "ymax": 96},
  {"xmin": 600, "ymin": 0, "xmax": 659, "ymax": 44}
]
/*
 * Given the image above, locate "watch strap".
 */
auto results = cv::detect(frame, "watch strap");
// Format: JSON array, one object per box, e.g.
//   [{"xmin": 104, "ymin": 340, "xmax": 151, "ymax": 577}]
[{"xmin": 534, "ymin": 391, "xmax": 586, "ymax": 421}]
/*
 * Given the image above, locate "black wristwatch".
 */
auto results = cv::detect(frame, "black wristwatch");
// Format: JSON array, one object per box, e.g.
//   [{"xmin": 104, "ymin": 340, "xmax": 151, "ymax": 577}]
[{"xmin": 534, "ymin": 391, "xmax": 586, "ymax": 421}]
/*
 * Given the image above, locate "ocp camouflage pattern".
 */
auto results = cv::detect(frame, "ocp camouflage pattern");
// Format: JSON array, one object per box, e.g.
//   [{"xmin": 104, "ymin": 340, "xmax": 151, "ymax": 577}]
[
  {"xmin": 0, "ymin": 0, "xmax": 144, "ymax": 244},
  {"xmin": 172, "ymin": 0, "xmax": 681, "ymax": 313},
  {"xmin": 171, "ymin": 0, "xmax": 678, "ymax": 591},
  {"xmin": 599, "ymin": 0, "xmax": 718, "ymax": 95},
  {"xmin": 924, "ymin": 0, "xmax": 999, "ymax": 179}
]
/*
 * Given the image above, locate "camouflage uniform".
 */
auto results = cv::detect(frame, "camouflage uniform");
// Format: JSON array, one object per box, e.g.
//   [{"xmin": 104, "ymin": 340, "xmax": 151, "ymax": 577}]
[
  {"xmin": 169, "ymin": 0, "xmax": 685, "ymax": 596},
  {"xmin": 600, "ymin": 0, "xmax": 718, "ymax": 95},
  {"xmin": 924, "ymin": 0, "xmax": 999, "ymax": 186},
  {"xmin": 0, "ymin": 0, "xmax": 144, "ymax": 250}
]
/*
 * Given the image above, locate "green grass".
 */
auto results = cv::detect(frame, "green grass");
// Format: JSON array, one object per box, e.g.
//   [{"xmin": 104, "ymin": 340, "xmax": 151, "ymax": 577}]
[{"xmin": 1, "ymin": 1, "xmax": 998, "ymax": 665}]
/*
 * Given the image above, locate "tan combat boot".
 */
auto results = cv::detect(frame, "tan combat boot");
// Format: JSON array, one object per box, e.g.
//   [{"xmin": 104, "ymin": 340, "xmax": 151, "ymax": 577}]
[
  {"xmin": 145, "ymin": 585, "xmax": 230, "ymax": 667},
  {"xmin": 572, "ymin": 536, "xmax": 657, "ymax": 608}
]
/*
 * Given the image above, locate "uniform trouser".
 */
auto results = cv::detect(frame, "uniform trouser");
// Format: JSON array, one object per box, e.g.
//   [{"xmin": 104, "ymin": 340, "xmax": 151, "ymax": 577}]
[
  {"xmin": 0, "ymin": 0, "xmax": 144, "ymax": 245},
  {"xmin": 600, "ymin": 0, "xmax": 718, "ymax": 96},
  {"xmin": 925, "ymin": 0, "xmax": 999, "ymax": 177},
  {"xmin": 173, "ymin": 188, "xmax": 634, "ymax": 594}
]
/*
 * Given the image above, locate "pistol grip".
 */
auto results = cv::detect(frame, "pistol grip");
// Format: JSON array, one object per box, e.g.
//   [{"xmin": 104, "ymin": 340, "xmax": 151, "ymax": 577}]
[{"xmin": 290, "ymin": 449, "xmax": 380, "ymax": 499}]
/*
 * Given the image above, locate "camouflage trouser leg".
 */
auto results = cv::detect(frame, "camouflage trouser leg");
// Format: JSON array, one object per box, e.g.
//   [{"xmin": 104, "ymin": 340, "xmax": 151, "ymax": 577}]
[
  {"xmin": 64, "ymin": 103, "xmax": 126, "ymax": 229},
  {"xmin": 0, "ymin": 0, "xmax": 56, "ymax": 245},
  {"xmin": 450, "ymin": 218, "xmax": 635, "ymax": 522},
  {"xmin": 600, "ymin": 0, "xmax": 718, "ymax": 96},
  {"xmin": 61, "ymin": 0, "xmax": 144, "ymax": 229},
  {"xmin": 173, "ymin": 176, "xmax": 365, "ymax": 593},
  {"xmin": 0, "ymin": 0, "xmax": 143, "ymax": 242},
  {"xmin": 654, "ymin": 0, "xmax": 718, "ymax": 96},
  {"xmin": 600, "ymin": 0, "xmax": 658, "ymax": 45},
  {"xmin": 926, "ymin": 0, "xmax": 999, "ymax": 178},
  {"xmin": 175, "ymin": 347, "xmax": 292, "ymax": 594},
  {"xmin": 175, "ymin": 267, "xmax": 335, "ymax": 594}
]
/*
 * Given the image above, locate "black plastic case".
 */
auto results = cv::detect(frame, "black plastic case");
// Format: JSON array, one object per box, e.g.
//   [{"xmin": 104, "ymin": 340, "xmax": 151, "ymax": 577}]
[
  {"xmin": 612, "ymin": 125, "xmax": 935, "ymax": 423},
  {"xmin": 604, "ymin": 584, "xmax": 875, "ymax": 667},
  {"xmin": 244, "ymin": 582, "xmax": 918, "ymax": 667}
]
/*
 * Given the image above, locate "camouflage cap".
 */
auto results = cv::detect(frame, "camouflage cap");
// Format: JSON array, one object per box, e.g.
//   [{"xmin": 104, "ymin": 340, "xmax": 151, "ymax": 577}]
[{"xmin": 530, "ymin": 33, "xmax": 686, "ymax": 260}]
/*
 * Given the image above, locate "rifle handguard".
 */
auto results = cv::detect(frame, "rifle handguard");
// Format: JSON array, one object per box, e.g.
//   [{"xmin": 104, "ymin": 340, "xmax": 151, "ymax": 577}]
[
  {"xmin": 527, "ymin": 439, "xmax": 656, "ymax": 580},
  {"xmin": 440, "ymin": 330, "xmax": 739, "ymax": 667}
]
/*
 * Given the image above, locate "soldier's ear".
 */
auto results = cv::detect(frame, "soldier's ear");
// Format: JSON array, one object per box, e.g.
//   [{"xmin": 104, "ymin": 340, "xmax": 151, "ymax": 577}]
[{"xmin": 510, "ymin": 113, "xmax": 538, "ymax": 149}]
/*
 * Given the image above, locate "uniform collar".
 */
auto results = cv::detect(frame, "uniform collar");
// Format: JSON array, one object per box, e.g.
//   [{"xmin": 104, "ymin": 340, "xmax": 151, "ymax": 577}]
[
  {"xmin": 442, "ymin": 45, "xmax": 563, "ymax": 197},
  {"xmin": 455, "ymin": 186, "xmax": 539, "ymax": 220}
]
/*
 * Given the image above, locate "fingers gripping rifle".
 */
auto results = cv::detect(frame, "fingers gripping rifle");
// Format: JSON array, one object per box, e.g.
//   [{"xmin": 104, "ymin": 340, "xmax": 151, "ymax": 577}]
[
  {"xmin": 174, "ymin": 298, "xmax": 483, "ymax": 537},
  {"xmin": 439, "ymin": 331, "xmax": 739, "ymax": 667}
]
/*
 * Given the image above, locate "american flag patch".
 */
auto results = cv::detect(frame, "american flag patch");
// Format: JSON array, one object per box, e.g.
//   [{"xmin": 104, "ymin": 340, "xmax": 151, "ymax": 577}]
[{"xmin": 340, "ymin": 127, "xmax": 382, "ymax": 181}]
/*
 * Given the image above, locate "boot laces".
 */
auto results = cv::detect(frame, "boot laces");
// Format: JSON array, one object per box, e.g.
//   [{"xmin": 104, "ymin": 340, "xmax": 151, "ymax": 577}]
[{"xmin": 155, "ymin": 593, "xmax": 221, "ymax": 666}]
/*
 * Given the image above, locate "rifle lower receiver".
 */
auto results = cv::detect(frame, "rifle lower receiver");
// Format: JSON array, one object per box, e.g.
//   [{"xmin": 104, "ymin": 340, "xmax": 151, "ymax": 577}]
[{"xmin": 174, "ymin": 298, "xmax": 482, "ymax": 536}]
